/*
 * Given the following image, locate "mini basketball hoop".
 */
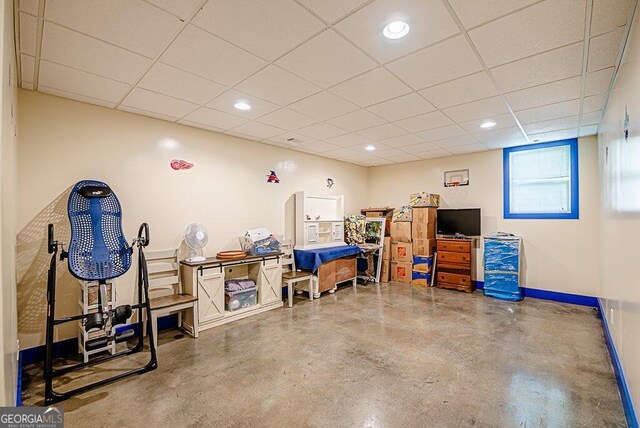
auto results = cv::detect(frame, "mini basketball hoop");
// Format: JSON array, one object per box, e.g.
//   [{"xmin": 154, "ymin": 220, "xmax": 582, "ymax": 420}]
[{"xmin": 444, "ymin": 169, "xmax": 469, "ymax": 187}]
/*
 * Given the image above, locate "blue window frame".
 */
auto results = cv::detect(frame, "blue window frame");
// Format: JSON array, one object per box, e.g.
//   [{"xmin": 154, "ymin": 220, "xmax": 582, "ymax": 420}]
[{"xmin": 503, "ymin": 138, "xmax": 579, "ymax": 219}]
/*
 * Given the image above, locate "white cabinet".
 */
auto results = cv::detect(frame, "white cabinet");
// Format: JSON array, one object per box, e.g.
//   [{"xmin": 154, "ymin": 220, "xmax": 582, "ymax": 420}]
[
  {"xmin": 197, "ymin": 270, "xmax": 225, "ymax": 323},
  {"xmin": 294, "ymin": 192, "xmax": 345, "ymax": 250},
  {"xmin": 305, "ymin": 223, "xmax": 319, "ymax": 243},
  {"xmin": 332, "ymin": 222, "xmax": 344, "ymax": 242},
  {"xmin": 255, "ymin": 263, "xmax": 282, "ymax": 305}
]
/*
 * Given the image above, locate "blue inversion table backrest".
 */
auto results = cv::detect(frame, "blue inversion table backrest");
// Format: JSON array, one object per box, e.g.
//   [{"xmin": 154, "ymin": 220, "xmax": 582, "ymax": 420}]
[{"xmin": 67, "ymin": 180, "xmax": 132, "ymax": 280}]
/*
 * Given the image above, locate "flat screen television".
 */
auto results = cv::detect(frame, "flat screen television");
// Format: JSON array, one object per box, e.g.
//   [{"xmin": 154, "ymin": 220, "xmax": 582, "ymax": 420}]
[{"xmin": 437, "ymin": 208, "xmax": 481, "ymax": 237}]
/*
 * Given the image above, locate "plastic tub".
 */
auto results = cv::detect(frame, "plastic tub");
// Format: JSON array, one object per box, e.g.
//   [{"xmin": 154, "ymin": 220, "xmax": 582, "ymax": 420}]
[{"xmin": 225, "ymin": 286, "xmax": 257, "ymax": 312}]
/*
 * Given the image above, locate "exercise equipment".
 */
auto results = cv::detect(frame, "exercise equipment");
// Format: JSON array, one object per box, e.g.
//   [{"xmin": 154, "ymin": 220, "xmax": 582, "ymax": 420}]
[{"xmin": 44, "ymin": 180, "xmax": 157, "ymax": 404}]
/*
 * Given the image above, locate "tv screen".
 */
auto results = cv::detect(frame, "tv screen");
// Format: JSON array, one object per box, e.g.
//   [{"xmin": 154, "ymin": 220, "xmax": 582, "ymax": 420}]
[{"xmin": 437, "ymin": 209, "xmax": 481, "ymax": 237}]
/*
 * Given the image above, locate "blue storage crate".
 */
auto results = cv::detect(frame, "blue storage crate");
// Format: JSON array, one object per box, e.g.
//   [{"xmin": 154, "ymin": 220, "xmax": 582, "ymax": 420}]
[
  {"xmin": 484, "ymin": 273, "xmax": 522, "ymax": 301},
  {"xmin": 483, "ymin": 236, "xmax": 523, "ymax": 301}
]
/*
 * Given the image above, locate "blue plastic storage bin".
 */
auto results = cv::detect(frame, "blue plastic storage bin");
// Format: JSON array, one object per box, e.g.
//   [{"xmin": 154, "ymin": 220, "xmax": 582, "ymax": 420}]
[{"xmin": 483, "ymin": 236, "xmax": 523, "ymax": 301}]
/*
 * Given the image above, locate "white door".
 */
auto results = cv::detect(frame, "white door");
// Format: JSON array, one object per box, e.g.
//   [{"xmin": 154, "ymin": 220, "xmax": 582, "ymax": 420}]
[
  {"xmin": 332, "ymin": 222, "xmax": 343, "ymax": 242},
  {"xmin": 258, "ymin": 263, "xmax": 282, "ymax": 305},
  {"xmin": 306, "ymin": 223, "xmax": 318, "ymax": 244},
  {"xmin": 198, "ymin": 270, "xmax": 225, "ymax": 322}
]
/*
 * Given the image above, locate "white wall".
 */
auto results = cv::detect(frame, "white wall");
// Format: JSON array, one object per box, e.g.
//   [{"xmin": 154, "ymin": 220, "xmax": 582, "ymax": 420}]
[
  {"xmin": 0, "ymin": 0, "xmax": 19, "ymax": 406},
  {"xmin": 598, "ymin": 8, "xmax": 640, "ymax": 417},
  {"xmin": 367, "ymin": 137, "xmax": 600, "ymax": 296},
  {"xmin": 16, "ymin": 90, "xmax": 368, "ymax": 349}
]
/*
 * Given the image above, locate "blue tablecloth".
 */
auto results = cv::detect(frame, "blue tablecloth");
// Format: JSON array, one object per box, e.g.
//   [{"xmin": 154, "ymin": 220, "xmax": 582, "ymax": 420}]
[{"xmin": 294, "ymin": 245, "xmax": 362, "ymax": 273}]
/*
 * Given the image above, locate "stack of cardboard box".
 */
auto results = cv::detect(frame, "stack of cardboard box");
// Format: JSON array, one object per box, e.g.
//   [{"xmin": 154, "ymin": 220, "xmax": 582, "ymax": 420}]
[{"xmin": 389, "ymin": 193, "xmax": 439, "ymax": 286}]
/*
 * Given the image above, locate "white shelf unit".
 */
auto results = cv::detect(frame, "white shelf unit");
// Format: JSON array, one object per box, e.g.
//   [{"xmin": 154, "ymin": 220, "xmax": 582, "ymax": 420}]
[
  {"xmin": 77, "ymin": 280, "xmax": 116, "ymax": 363},
  {"xmin": 295, "ymin": 192, "xmax": 345, "ymax": 250}
]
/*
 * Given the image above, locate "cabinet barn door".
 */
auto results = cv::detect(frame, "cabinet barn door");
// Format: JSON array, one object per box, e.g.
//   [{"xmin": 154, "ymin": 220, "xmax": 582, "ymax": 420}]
[
  {"xmin": 198, "ymin": 270, "xmax": 225, "ymax": 322},
  {"xmin": 258, "ymin": 263, "xmax": 282, "ymax": 305}
]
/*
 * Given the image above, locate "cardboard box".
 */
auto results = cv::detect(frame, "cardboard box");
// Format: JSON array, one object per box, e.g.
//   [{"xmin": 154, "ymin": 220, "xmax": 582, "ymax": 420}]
[
  {"xmin": 382, "ymin": 237, "xmax": 391, "ymax": 260},
  {"xmin": 392, "ymin": 206, "xmax": 412, "ymax": 222},
  {"xmin": 409, "ymin": 192, "xmax": 440, "ymax": 208},
  {"xmin": 380, "ymin": 259, "xmax": 390, "ymax": 282},
  {"xmin": 412, "ymin": 270, "xmax": 432, "ymax": 287},
  {"xmin": 390, "ymin": 222, "xmax": 412, "ymax": 243},
  {"xmin": 412, "ymin": 221, "xmax": 435, "ymax": 240},
  {"xmin": 413, "ymin": 238, "xmax": 436, "ymax": 256},
  {"xmin": 412, "ymin": 207, "xmax": 437, "ymax": 224},
  {"xmin": 413, "ymin": 255, "xmax": 433, "ymax": 272},
  {"xmin": 391, "ymin": 261, "xmax": 412, "ymax": 284},
  {"xmin": 391, "ymin": 242, "xmax": 413, "ymax": 263}
]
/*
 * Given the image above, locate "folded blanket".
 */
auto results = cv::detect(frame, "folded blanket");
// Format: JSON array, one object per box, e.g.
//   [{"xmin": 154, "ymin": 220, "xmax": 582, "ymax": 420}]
[{"xmin": 225, "ymin": 279, "xmax": 256, "ymax": 292}]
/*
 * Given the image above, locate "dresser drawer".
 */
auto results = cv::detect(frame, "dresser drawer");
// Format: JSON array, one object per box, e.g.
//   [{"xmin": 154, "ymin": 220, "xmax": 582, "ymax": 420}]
[
  {"xmin": 437, "ymin": 240, "xmax": 471, "ymax": 253},
  {"xmin": 437, "ymin": 251, "xmax": 471, "ymax": 265},
  {"xmin": 437, "ymin": 272, "xmax": 470, "ymax": 287}
]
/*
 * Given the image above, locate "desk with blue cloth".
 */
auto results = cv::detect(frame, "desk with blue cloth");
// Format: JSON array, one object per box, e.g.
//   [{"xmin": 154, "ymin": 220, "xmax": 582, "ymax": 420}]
[{"xmin": 294, "ymin": 245, "xmax": 361, "ymax": 298}]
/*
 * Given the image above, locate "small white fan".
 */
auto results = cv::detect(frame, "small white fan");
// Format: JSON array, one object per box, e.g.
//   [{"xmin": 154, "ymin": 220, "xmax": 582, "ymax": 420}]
[{"xmin": 184, "ymin": 223, "xmax": 208, "ymax": 262}]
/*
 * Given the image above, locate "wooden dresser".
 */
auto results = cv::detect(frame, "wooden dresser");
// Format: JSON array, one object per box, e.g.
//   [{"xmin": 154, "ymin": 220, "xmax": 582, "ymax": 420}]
[{"xmin": 435, "ymin": 238, "xmax": 474, "ymax": 293}]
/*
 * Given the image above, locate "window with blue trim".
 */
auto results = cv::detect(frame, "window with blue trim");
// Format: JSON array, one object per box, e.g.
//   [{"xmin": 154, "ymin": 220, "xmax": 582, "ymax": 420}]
[{"xmin": 503, "ymin": 139, "xmax": 579, "ymax": 219}]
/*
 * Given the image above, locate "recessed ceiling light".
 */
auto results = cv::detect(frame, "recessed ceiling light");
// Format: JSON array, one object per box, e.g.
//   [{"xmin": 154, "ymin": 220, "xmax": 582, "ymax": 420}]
[
  {"xmin": 383, "ymin": 21, "xmax": 410, "ymax": 40},
  {"xmin": 365, "ymin": 145, "xmax": 376, "ymax": 151},
  {"xmin": 234, "ymin": 101, "xmax": 251, "ymax": 111},
  {"xmin": 480, "ymin": 121, "xmax": 496, "ymax": 129}
]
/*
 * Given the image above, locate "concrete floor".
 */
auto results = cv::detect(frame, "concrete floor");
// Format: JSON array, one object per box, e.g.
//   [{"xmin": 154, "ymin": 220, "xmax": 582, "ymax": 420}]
[{"xmin": 23, "ymin": 283, "xmax": 625, "ymax": 427}]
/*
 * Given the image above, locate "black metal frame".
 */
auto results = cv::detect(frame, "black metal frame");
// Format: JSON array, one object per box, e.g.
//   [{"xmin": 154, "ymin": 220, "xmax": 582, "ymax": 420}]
[{"xmin": 44, "ymin": 223, "xmax": 158, "ymax": 405}]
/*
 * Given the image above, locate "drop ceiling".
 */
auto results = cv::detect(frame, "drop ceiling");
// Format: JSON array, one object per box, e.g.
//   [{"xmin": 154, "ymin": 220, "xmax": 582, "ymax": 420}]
[{"xmin": 16, "ymin": 0, "xmax": 635, "ymax": 166}]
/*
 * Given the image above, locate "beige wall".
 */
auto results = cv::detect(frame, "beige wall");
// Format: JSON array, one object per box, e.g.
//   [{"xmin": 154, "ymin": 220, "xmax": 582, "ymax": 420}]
[
  {"xmin": 598, "ymin": 8, "xmax": 640, "ymax": 417},
  {"xmin": 367, "ymin": 137, "xmax": 600, "ymax": 296},
  {"xmin": 16, "ymin": 90, "xmax": 368, "ymax": 349},
  {"xmin": 0, "ymin": 0, "xmax": 18, "ymax": 406}
]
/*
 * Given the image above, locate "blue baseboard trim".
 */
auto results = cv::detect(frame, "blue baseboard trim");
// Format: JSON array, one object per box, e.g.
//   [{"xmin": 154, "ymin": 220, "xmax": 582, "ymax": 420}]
[
  {"xmin": 598, "ymin": 299, "xmax": 638, "ymax": 428},
  {"xmin": 472, "ymin": 281, "xmax": 598, "ymax": 307},
  {"xmin": 16, "ymin": 352, "xmax": 22, "ymax": 406}
]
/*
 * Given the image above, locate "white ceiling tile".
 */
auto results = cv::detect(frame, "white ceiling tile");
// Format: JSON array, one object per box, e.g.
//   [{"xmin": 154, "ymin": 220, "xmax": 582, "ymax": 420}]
[
  {"xmin": 382, "ymin": 153, "xmax": 421, "ymax": 162},
  {"xmin": 322, "ymin": 147, "xmax": 364, "ymax": 158},
  {"xmin": 349, "ymin": 141, "xmax": 392, "ymax": 152},
  {"xmin": 474, "ymin": 126, "xmax": 528, "ymax": 148},
  {"xmin": 256, "ymin": 108, "xmax": 318, "ymax": 131},
  {"xmin": 45, "ymin": 0, "xmax": 183, "ymax": 58},
  {"xmin": 118, "ymin": 105, "xmax": 179, "ymax": 122},
  {"xmin": 448, "ymin": 0, "xmax": 540, "ymax": 29},
  {"xmin": 431, "ymin": 134, "xmax": 479, "ymax": 148},
  {"xmin": 587, "ymin": 28, "xmax": 625, "ymax": 72},
  {"xmin": 504, "ymin": 76, "xmax": 582, "ymax": 110},
  {"xmin": 21, "ymin": 82, "xmax": 34, "ymax": 90},
  {"xmin": 230, "ymin": 121, "xmax": 287, "ymax": 140},
  {"xmin": 223, "ymin": 130, "xmax": 261, "ymax": 142},
  {"xmin": 491, "ymin": 42, "xmax": 583, "ymax": 92},
  {"xmin": 469, "ymin": 0, "xmax": 585, "ymax": 67},
  {"xmin": 357, "ymin": 123, "xmax": 408, "ymax": 141},
  {"xmin": 145, "ymin": 0, "xmax": 202, "ymax": 20},
  {"xmin": 447, "ymin": 143, "xmax": 489, "ymax": 155},
  {"xmin": 161, "ymin": 25, "xmax": 267, "ymax": 87},
  {"xmin": 20, "ymin": 54, "xmax": 35, "ymax": 83},
  {"xmin": 178, "ymin": 120, "xmax": 225, "ymax": 134},
  {"xmin": 20, "ymin": 0, "xmax": 38, "ymax": 15},
  {"xmin": 381, "ymin": 133, "xmax": 424, "ymax": 147},
  {"xmin": 416, "ymin": 124, "xmax": 468, "ymax": 141},
  {"xmin": 442, "ymin": 96, "xmax": 508, "ymax": 123},
  {"xmin": 39, "ymin": 60, "xmax": 131, "ymax": 103},
  {"xmin": 515, "ymin": 99, "xmax": 581, "ymax": 125},
  {"xmin": 590, "ymin": 0, "xmax": 632, "ymax": 37},
  {"xmin": 121, "ymin": 87, "xmax": 198, "ymax": 119},
  {"xmin": 523, "ymin": 115, "xmax": 579, "ymax": 134},
  {"xmin": 19, "ymin": 13, "xmax": 37, "ymax": 56},
  {"xmin": 459, "ymin": 113, "xmax": 516, "ymax": 134},
  {"xmin": 138, "ymin": 62, "xmax": 227, "ymax": 105},
  {"xmin": 276, "ymin": 29, "xmax": 377, "ymax": 88},
  {"xmin": 261, "ymin": 139, "xmax": 293, "ymax": 149},
  {"xmin": 386, "ymin": 35, "xmax": 483, "ymax": 90},
  {"xmin": 296, "ymin": 0, "xmax": 370, "ymax": 24},
  {"xmin": 41, "ymin": 23, "xmax": 153, "ymax": 84},
  {"xmin": 40, "ymin": 85, "xmax": 116, "ymax": 108},
  {"xmin": 395, "ymin": 110, "xmax": 453, "ymax": 133},
  {"xmin": 267, "ymin": 131, "xmax": 313, "ymax": 146},
  {"xmin": 325, "ymin": 133, "xmax": 375, "ymax": 147},
  {"xmin": 366, "ymin": 93, "xmax": 436, "ymax": 122},
  {"xmin": 206, "ymin": 89, "xmax": 280, "ymax": 120},
  {"xmin": 581, "ymin": 110, "xmax": 604, "ymax": 126},
  {"xmin": 292, "ymin": 140, "xmax": 342, "ymax": 154},
  {"xmin": 330, "ymin": 67, "xmax": 411, "ymax": 107},
  {"xmin": 417, "ymin": 149, "xmax": 452, "ymax": 159},
  {"xmin": 334, "ymin": 0, "xmax": 459, "ymax": 63},
  {"xmin": 585, "ymin": 67, "xmax": 614, "ymax": 95},
  {"xmin": 236, "ymin": 65, "xmax": 321, "ymax": 106},
  {"xmin": 401, "ymin": 142, "xmax": 441, "ymax": 154},
  {"xmin": 579, "ymin": 124, "xmax": 599, "ymax": 136},
  {"xmin": 419, "ymin": 72, "xmax": 498, "ymax": 110},
  {"xmin": 528, "ymin": 128, "xmax": 578, "ymax": 142},
  {"xmin": 182, "ymin": 106, "xmax": 249, "ymax": 130},
  {"xmin": 192, "ymin": 0, "xmax": 325, "ymax": 61},
  {"xmin": 288, "ymin": 91, "xmax": 359, "ymax": 120},
  {"xmin": 296, "ymin": 122, "xmax": 348, "ymax": 140},
  {"xmin": 582, "ymin": 93, "xmax": 605, "ymax": 113},
  {"xmin": 327, "ymin": 109, "xmax": 386, "ymax": 132},
  {"xmin": 368, "ymin": 147, "xmax": 406, "ymax": 159}
]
